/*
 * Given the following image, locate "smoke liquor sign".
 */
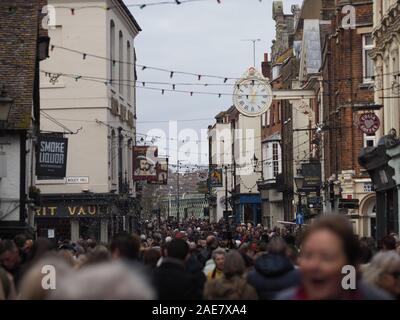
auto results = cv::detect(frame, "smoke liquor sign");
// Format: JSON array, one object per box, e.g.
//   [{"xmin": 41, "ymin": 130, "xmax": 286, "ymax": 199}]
[{"xmin": 36, "ymin": 135, "xmax": 68, "ymax": 178}]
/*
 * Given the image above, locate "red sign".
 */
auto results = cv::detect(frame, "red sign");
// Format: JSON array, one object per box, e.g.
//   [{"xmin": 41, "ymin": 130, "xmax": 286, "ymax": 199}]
[{"xmin": 358, "ymin": 113, "xmax": 380, "ymax": 134}]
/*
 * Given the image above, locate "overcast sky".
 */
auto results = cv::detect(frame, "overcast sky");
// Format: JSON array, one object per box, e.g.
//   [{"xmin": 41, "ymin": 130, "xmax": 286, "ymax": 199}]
[{"xmin": 129, "ymin": 0, "xmax": 302, "ymax": 165}]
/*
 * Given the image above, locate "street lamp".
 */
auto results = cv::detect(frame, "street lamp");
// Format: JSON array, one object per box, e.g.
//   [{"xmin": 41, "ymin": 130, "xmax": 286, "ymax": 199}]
[
  {"xmin": 294, "ymin": 175, "xmax": 305, "ymax": 227},
  {"xmin": 0, "ymin": 85, "xmax": 13, "ymax": 122},
  {"xmin": 294, "ymin": 175, "xmax": 305, "ymax": 191}
]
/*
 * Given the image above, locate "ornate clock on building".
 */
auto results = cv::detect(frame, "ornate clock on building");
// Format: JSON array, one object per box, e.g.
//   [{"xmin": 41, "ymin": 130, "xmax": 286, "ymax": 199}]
[{"xmin": 233, "ymin": 67, "xmax": 273, "ymax": 117}]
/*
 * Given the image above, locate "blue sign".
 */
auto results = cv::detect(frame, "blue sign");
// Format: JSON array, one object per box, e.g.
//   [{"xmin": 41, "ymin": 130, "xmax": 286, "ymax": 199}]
[{"xmin": 296, "ymin": 211, "xmax": 304, "ymax": 225}]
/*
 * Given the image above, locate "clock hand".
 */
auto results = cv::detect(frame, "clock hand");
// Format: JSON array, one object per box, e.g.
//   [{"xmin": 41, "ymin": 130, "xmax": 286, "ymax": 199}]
[{"xmin": 250, "ymin": 89, "xmax": 257, "ymax": 104}]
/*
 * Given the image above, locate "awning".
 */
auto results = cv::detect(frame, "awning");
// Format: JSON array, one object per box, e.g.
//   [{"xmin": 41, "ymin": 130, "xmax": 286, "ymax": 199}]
[{"xmin": 277, "ymin": 221, "xmax": 310, "ymax": 226}]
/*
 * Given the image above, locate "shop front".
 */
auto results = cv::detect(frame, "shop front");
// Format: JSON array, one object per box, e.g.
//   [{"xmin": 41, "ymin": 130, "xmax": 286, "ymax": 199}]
[
  {"xmin": 34, "ymin": 194, "xmax": 139, "ymax": 243},
  {"xmin": 233, "ymin": 194, "xmax": 262, "ymax": 226}
]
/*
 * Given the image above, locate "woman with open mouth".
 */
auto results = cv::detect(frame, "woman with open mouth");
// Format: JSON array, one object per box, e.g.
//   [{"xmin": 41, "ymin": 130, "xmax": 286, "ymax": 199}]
[{"xmin": 276, "ymin": 214, "xmax": 392, "ymax": 300}]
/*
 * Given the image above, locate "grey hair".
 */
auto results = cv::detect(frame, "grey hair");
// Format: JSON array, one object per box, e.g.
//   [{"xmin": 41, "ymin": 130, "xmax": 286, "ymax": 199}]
[
  {"xmin": 212, "ymin": 248, "xmax": 226, "ymax": 260},
  {"xmin": 362, "ymin": 251, "xmax": 400, "ymax": 287},
  {"xmin": 49, "ymin": 261, "xmax": 155, "ymax": 300}
]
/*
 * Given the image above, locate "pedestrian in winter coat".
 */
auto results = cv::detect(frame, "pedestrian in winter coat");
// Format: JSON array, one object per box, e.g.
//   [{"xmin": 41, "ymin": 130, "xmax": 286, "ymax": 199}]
[
  {"xmin": 0, "ymin": 240, "xmax": 27, "ymax": 290},
  {"xmin": 153, "ymin": 239, "xmax": 203, "ymax": 300},
  {"xmin": 185, "ymin": 252, "xmax": 207, "ymax": 295},
  {"xmin": 247, "ymin": 238, "xmax": 300, "ymax": 299},
  {"xmin": 204, "ymin": 250, "xmax": 257, "ymax": 300},
  {"xmin": 206, "ymin": 248, "xmax": 225, "ymax": 280}
]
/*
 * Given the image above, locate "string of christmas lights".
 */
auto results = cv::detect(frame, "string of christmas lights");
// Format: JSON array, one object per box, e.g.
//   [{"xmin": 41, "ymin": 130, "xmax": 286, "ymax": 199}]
[
  {"xmin": 40, "ymin": 70, "xmax": 271, "ymax": 97},
  {"xmin": 40, "ymin": 69, "xmax": 383, "ymax": 101},
  {"xmin": 49, "ymin": 45, "xmax": 239, "ymax": 81}
]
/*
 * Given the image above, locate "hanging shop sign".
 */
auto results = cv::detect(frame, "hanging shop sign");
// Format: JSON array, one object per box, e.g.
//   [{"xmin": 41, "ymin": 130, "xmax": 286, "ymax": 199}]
[
  {"xmin": 209, "ymin": 168, "xmax": 223, "ymax": 187},
  {"xmin": 148, "ymin": 158, "xmax": 169, "ymax": 185},
  {"xmin": 358, "ymin": 113, "xmax": 380, "ymax": 135},
  {"xmin": 36, "ymin": 135, "xmax": 68, "ymax": 178},
  {"xmin": 301, "ymin": 162, "xmax": 322, "ymax": 192},
  {"xmin": 133, "ymin": 146, "xmax": 158, "ymax": 181}
]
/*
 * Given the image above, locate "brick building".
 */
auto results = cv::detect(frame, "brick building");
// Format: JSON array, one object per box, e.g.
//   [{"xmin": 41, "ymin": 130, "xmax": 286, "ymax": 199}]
[
  {"xmin": 0, "ymin": 0, "xmax": 50, "ymax": 237},
  {"xmin": 321, "ymin": 0, "xmax": 376, "ymax": 236},
  {"xmin": 267, "ymin": 0, "xmax": 376, "ymax": 235}
]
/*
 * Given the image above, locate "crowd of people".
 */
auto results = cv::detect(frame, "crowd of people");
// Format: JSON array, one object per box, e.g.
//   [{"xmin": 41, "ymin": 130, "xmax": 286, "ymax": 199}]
[{"xmin": 0, "ymin": 214, "xmax": 400, "ymax": 300}]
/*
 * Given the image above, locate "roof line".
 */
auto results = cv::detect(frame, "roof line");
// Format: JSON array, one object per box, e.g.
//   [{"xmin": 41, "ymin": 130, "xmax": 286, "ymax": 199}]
[{"xmin": 115, "ymin": 0, "xmax": 142, "ymax": 32}]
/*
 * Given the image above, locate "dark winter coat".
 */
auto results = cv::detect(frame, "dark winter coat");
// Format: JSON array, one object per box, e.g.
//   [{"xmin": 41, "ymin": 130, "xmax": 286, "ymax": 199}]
[
  {"xmin": 186, "ymin": 254, "xmax": 207, "ymax": 293},
  {"xmin": 247, "ymin": 253, "xmax": 300, "ymax": 300},
  {"xmin": 153, "ymin": 258, "xmax": 203, "ymax": 300},
  {"xmin": 197, "ymin": 247, "xmax": 213, "ymax": 266}
]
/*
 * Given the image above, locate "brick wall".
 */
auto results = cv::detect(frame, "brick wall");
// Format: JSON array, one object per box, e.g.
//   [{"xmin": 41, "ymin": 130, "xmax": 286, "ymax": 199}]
[
  {"xmin": 0, "ymin": 0, "xmax": 47, "ymax": 130},
  {"xmin": 262, "ymin": 76, "xmax": 283, "ymax": 140},
  {"xmin": 322, "ymin": 1, "xmax": 374, "ymax": 179}
]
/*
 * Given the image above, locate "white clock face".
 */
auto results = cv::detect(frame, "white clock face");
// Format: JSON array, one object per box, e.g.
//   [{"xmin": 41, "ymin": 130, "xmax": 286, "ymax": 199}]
[{"xmin": 233, "ymin": 77, "xmax": 273, "ymax": 117}]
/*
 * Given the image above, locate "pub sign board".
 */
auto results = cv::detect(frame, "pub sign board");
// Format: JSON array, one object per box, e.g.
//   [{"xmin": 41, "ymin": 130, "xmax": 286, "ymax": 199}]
[
  {"xmin": 133, "ymin": 146, "xmax": 158, "ymax": 181},
  {"xmin": 301, "ymin": 162, "xmax": 322, "ymax": 192},
  {"xmin": 148, "ymin": 158, "xmax": 169, "ymax": 185},
  {"xmin": 34, "ymin": 204, "xmax": 99, "ymax": 218},
  {"xmin": 36, "ymin": 135, "xmax": 68, "ymax": 178}
]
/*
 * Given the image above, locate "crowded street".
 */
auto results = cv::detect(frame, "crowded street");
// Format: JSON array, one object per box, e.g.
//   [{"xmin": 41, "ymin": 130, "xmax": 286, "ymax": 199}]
[{"xmin": 1, "ymin": 0, "xmax": 400, "ymax": 306}]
